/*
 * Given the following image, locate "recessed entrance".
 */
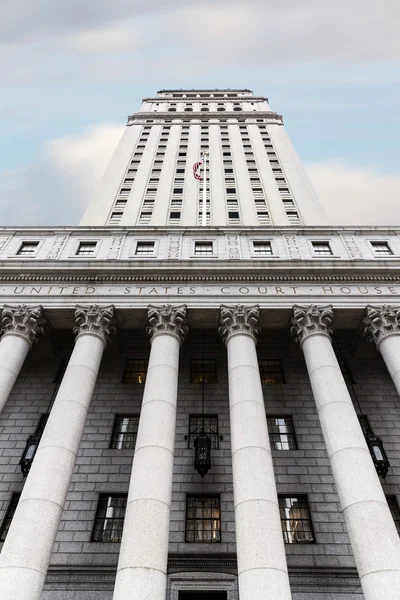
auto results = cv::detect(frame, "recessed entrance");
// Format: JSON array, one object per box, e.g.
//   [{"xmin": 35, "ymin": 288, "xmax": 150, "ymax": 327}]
[{"xmin": 179, "ymin": 593, "xmax": 227, "ymax": 600}]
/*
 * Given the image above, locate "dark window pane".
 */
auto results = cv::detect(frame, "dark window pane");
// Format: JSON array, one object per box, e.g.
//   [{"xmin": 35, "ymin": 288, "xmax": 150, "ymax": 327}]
[
  {"xmin": 123, "ymin": 359, "xmax": 148, "ymax": 384},
  {"xmin": 267, "ymin": 416, "xmax": 297, "ymax": 450},
  {"xmin": 185, "ymin": 495, "xmax": 221, "ymax": 543},
  {"xmin": 279, "ymin": 496, "xmax": 314, "ymax": 544},
  {"xmin": 92, "ymin": 494, "xmax": 127, "ymax": 542},
  {"xmin": 191, "ymin": 358, "xmax": 217, "ymax": 383},
  {"xmin": 387, "ymin": 496, "xmax": 400, "ymax": 536},
  {"xmin": 0, "ymin": 494, "xmax": 21, "ymax": 541},
  {"xmin": 259, "ymin": 359, "xmax": 284, "ymax": 384},
  {"xmin": 110, "ymin": 415, "xmax": 140, "ymax": 450}
]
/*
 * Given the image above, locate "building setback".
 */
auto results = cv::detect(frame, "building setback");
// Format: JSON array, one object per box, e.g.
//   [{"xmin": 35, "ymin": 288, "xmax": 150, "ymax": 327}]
[{"xmin": 0, "ymin": 89, "xmax": 399, "ymax": 600}]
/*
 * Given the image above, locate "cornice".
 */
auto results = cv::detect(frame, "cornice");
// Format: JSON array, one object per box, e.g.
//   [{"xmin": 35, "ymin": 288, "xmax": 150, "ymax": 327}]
[
  {"xmin": 127, "ymin": 110, "xmax": 283, "ymax": 123},
  {"xmin": 142, "ymin": 96, "xmax": 268, "ymax": 102}
]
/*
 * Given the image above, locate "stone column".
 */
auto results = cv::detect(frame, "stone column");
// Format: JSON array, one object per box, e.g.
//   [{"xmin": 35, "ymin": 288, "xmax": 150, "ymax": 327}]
[
  {"xmin": 291, "ymin": 304, "xmax": 400, "ymax": 600},
  {"xmin": 0, "ymin": 304, "xmax": 115, "ymax": 600},
  {"xmin": 219, "ymin": 304, "xmax": 292, "ymax": 600},
  {"xmin": 112, "ymin": 304, "xmax": 188, "ymax": 600},
  {"xmin": 363, "ymin": 305, "xmax": 400, "ymax": 395},
  {"xmin": 0, "ymin": 304, "xmax": 46, "ymax": 413}
]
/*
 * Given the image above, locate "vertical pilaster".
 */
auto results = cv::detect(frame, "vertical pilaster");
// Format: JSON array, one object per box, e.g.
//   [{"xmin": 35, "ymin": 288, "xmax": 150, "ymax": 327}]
[
  {"xmin": 291, "ymin": 304, "xmax": 400, "ymax": 600},
  {"xmin": 0, "ymin": 304, "xmax": 46, "ymax": 413},
  {"xmin": 219, "ymin": 304, "xmax": 292, "ymax": 600},
  {"xmin": 0, "ymin": 304, "xmax": 116, "ymax": 600},
  {"xmin": 112, "ymin": 304, "xmax": 188, "ymax": 600}
]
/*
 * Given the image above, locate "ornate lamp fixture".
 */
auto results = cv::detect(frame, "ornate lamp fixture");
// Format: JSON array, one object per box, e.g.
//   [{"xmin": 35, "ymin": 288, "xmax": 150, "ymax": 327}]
[
  {"xmin": 19, "ymin": 431, "xmax": 42, "ymax": 477},
  {"xmin": 194, "ymin": 330, "xmax": 212, "ymax": 477}
]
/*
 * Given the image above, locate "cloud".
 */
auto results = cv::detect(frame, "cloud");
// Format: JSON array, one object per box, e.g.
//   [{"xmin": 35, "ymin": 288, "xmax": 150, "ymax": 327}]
[
  {"xmin": 0, "ymin": 122, "xmax": 399, "ymax": 227},
  {"xmin": 306, "ymin": 160, "xmax": 400, "ymax": 226}
]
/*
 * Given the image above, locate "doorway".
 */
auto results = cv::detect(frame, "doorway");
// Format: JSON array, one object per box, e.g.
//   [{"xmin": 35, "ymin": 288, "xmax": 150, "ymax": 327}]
[{"xmin": 179, "ymin": 593, "xmax": 227, "ymax": 600}]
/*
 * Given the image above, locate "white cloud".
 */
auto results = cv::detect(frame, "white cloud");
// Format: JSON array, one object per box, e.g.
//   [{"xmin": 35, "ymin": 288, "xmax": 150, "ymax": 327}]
[
  {"xmin": 306, "ymin": 160, "xmax": 400, "ymax": 226},
  {"xmin": 0, "ymin": 123, "xmax": 399, "ymax": 227}
]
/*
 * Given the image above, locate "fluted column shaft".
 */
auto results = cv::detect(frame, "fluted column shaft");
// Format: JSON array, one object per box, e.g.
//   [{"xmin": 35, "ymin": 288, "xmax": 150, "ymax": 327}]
[
  {"xmin": 112, "ymin": 304, "xmax": 187, "ymax": 600},
  {"xmin": 220, "ymin": 305, "xmax": 292, "ymax": 600},
  {"xmin": 292, "ymin": 305, "xmax": 400, "ymax": 600},
  {"xmin": 364, "ymin": 305, "xmax": 400, "ymax": 395},
  {"xmin": 0, "ymin": 305, "xmax": 46, "ymax": 413},
  {"xmin": 0, "ymin": 304, "xmax": 115, "ymax": 600}
]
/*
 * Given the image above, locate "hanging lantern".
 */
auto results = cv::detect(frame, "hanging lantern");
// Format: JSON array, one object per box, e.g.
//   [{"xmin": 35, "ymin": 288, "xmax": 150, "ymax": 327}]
[
  {"xmin": 364, "ymin": 430, "xmax": 390, "ymax": 479},
  {"xmin": 19, "ymin": 432, "xmax": 41, "ymax": 477},
  {"xmin": 194, "ymin": 430, "xmax": 211, "ymax": 477}
]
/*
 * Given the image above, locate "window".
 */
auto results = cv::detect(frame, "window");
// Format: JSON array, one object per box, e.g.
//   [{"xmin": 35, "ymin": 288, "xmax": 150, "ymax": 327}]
[
  {"xmin": 135, "ymin": 241, "xmax": 155, "ymax": 256},
  {"xmin": 16, "ymin": 242, "xmax": 39, "ymax": 256},
  {"xmin": 259, "ymin": 359, "xmax": 284, "ymax": 384},
  {"xmin": 92, "ymin": 494, "xmax": 127, "ymax": 542},
  {"xmin": 253, "ymin": 241, "xmax": 272, "ymax": 256},
  {"xmin": 371, "ymin": 241, "xmax": 393, "ymax": 256},
  {"xmin": 191, "ymin": 358, "xmax": 217, "ymax": 383},
  {"xmin": 387, "ymin": 496, "xmax": 400, "ymax": 536},
  {"xmin": 228, "ymin": 211, "xmax": 240, "ymax": 219},
  {"xmin": 311, "ymin": 241, "xmax": 332, "ymax": 256},
  {"xmin": 170, "ymin": 211, "xmax": 181, "ymax": 219},
  {"xmin": 188, "ymin": 415, "xmax": 219, "ymax": 449},
  {"xmin": 110, "ymin": 415, "xmax": 140, "ymax": 449},
  {"xmin": 0, "ymin": 494, "xmax": 20, "ymax": 541},
  {"xmin": 194, "ymin": 241, "xmax": 213, "ymax": 255},
  {"xmin": 173, "ymin": 188, "xmax": 183, "ymax": 194},
  {"xmin": 123, "ymin": 359, "xmax": 148, "ymax": 384},
  {"xmin": 279, "ymin": 496, "xmax": 314, "ymax": 543},
  {"xmin": 267, "ymin": 416, "xmax": 297, "ymax": 450},
  {"xmin": 185, "ymin": 495, "xmax": 221, "ymax": 543},
  {"xmin": 76, "ymin": 241, "xmax": 97, "ymax": 256}
]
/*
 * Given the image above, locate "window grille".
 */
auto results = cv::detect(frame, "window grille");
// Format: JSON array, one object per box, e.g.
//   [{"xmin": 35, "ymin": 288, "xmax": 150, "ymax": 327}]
[
  {"xmin": 253, "ymin": 241, "xmax": 272, "ymax": 256},
  {"xmin": 371, "ymin": 241, "xmax": 393, "ymax": 255},
  {"xmin": 110, "ymin": 415, "xmax": 140, "ymax": 450},
  {"xmin": 123, "ymin": 359, "xmax": 148, "ymax": 384},
  {"xmin": 259, "ymin": 359, "xmax": 284, "ymax": 384},
  {"xmin": 17, "ymin": 242, "xmax": 39, "ymax": 256},
  {"xmin": 279, "ymin": 496, "xmax": 314, "ymax": 543},
  {"xmin": 92, "ymin": 494, "xmax": 127, "ymax": 542},
  {"xmin": 0, "ymin": 494, "xmax": 21, "ymax": 541},
  {"xmin": 387, "ymin": 496, "xmax": 400, "ymax": 535},
  {"xmin": 191, "ymin": 358, "xmax": 217, "ymax": 383},
  {"xmin": 267, "ymin": 416, "xmax": 297, "ymax": 450},
  {"xmin": 311, "ymin": 241, "xmax": 332, "ymax": 256},
  {"xmin": 135, "ymin": 241, "xmax": 155, "ymax": 256},
  {"xmin": 76, "ymin": 242, "xmax": 97, "ymax": 256},
  {"xmin": 194, "ymin": 241, "xmax": 213, "ymax": 255},
  {"xmin": 188, "ymin": 415, "xmax": 219, "ymax": 449},
  {"xmin": 185, "ymin": 495, "xmax": 221, "ymax": 543}
]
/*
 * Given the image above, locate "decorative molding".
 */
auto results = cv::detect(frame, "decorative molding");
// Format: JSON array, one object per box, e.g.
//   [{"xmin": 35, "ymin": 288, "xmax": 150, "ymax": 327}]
[
  {"xmin": 226, "ymin": 235, "xmax": 240, "ymax": 260},
  {"xmin": 341, "ymin": 235, "xmax": 362, "ymax": 259},
  {"xmin": 284, "ymin": 235, "xmax": 302, "ymax": 259},
  {"xmin": 107, "ymin": 235, "xmax": 125, "ymax": 260},
  {"xmin": 363, "ymin": 305, "xmax": 400, "ymax": 346},
  {"xmin": 1, "ymin": 304, "xmax": 46, "ymax": 344},
  {"xmin": 146, "ymin": 304, "xmax": 188, "ymax": 344},
  {"xmin": 219, "ymin": 304, "xmax": 260, "ymax": 343},
  {"xmin": 127, "ymin": 110, "xmax": 283, "ymax": 123},
  {"xmin": 0, "ymin": 237, "xmax": 10, "ymax": 256},
  {"xmin": 290, "ymin": 304, "xmax": 333, "ymax": 344},
  {"xmin": 167, "ymin": 235, "xmax": 182, "ymax": 259},
  {"xmin": 46, "ymin": 235, "xmax": 68, "ymax": 260},
  {"xmin": 74, "ymin": 305, "xmax": 116, "ymax": 345}
]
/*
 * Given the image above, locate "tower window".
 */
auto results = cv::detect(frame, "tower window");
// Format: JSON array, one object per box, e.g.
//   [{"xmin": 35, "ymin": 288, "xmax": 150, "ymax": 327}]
[
  {"xmin": 76, "ymin": 241, "xmax": 97, "ymax": 256},
  {"xmin": 0, "ymin": 493, "xmax": 20, "ymax": 541},
  {"xmin": 92, "ymin": 494, "xmax": 127, "ymax": 542},
  {"xmin": 135, "ymin": 241, "xmax": 155, "ymax": 256},
  {"xmin": 311, "ymin": 241, "xmax": 332, "ymax": 256},
  {"xmin": 110, "ymin": 415, "xmax": 139, "ymax": 450},
  {"xmin": 123, "ymin": 359, "xmax": 148, "ymax": 384},
  {"xmin": 279, "ymin": 496, "xmax": 314, "ymax": 544},
  {"xmin": 267, "ymin": 416, "xmax": 298, "ymax": 450},
  {"xmin": 185, "ymin": 495, "xmax": 221, "ymax": 543},
  {"xmin": 194, "ymin": 241, "xmax": 213, "ymax": 255},
  {"xmin": 188, "ymin": 415, "xmax": 219, "ymax": 449},
  {"xmin": 253, "ymin": 241, "xmax": 273, "ymax": 256},
  {"xmin": 16, "ymin": 242, "xmax": 39, "ymax": 256},
  {"xmin": 259, "ymin": 359, "xmax": 284, "ymax": 384},
  {"xmin": 370, "ymin": 241, "xmax": 393, "ymax": 255}
]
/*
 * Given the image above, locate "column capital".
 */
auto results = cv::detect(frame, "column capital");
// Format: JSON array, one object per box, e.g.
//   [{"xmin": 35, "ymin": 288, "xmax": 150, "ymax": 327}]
[
  {"xmin": 219, "ymin": 304, "xmax": 260, "ymax": 344},
  {"xmin": 146, "ymin": 304, "xmax": 188, "ymax": 344},
  {"xmin": 363, "ymin": 304, "xmax": 400, "ymax": 347},
  {"xmin": 290, "ymin": 304, "xmax": 333, "ymax": 345},
  {"xmin": 74, "ymin": 304, "xmax": 116, "ymax": 345},
  {"xmin": 1, "ymin": 304, "xmax": 46, "ymax": 345}
]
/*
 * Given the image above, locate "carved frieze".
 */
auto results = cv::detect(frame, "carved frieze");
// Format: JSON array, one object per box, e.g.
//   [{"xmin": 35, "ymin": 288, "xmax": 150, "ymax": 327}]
[
  {"xmin": 107, "ymin": 236, "xmax": 125, "ymax": 260},
  {"xmin": 341, "ymin": 235, "xmax": 362, "ymax": 260},
  {"xmin": 1, "ymin": 304, "xmax": 46, "ymax": 344},
  {"xmin": 46, "ymin": 235, "xmax": 68, "ymax": 260},
  {"xmin": 284, "ymin": 235, "xmax": 301, "ymax": 259},
  {"xmin": 74, "ymin": 305, "xmax": 116, "ymax": 345},
  {"xmin": 290, "ymin": 304, "xmax": 333, "ymax": 344},
  {"xmin": 167, "ymin": 236, "xmax": 181, "ymax": 260},
  {"xmin": 146, "ymin": 304, "xmax": 188, "ymax": 344},
  {"xmin": 226, "ymin": 235, "xmax": 240, "ymax": 260},
  {"xmin": 219, "ymin": 304, "xmax": 260, "ymax": 343},
  {"xmin": 363, "ymin": 305, "xmax": 400, "ymax": 346}
]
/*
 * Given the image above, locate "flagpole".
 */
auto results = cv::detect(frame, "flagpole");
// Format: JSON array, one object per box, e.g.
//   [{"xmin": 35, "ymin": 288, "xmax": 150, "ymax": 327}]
[{"xmin": 202, "ymin": 152, "xmax": 207, "ymax": 227}]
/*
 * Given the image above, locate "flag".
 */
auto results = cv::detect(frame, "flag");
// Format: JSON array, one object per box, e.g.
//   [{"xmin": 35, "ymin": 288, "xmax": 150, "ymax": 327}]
[{"xmin": 193, "ymin": 159, "xmax": 203, "ymax": 181}]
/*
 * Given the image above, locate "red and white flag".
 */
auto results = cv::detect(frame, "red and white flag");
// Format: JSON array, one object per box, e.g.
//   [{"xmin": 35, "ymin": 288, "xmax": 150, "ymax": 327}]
[{"xmin": 193, "ymin": 159, "xmax": 203, "ymax": 181}]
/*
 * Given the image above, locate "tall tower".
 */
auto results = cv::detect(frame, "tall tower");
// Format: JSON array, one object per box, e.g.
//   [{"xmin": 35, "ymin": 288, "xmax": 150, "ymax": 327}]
[{"xmin": 80, "ymin": 89, "xmax": 328, "ymax": 227}]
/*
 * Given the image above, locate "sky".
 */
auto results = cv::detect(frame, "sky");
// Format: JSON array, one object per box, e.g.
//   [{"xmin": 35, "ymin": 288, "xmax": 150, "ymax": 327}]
[{"xmin": 0, "ymin": 0, "xmax": 399, "ymax": 227}]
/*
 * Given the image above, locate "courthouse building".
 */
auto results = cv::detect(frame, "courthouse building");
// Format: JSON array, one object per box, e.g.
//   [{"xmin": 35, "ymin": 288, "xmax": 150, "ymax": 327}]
[{"xmin": 0, "ymin": 89, "xmax": 400, "ymax": 600}]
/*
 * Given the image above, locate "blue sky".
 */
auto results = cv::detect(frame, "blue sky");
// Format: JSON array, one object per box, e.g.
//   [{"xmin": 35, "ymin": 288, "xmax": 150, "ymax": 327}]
[{"xmin": 1, "ymin": 0, "xmax": 399, "ymax": 226}]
